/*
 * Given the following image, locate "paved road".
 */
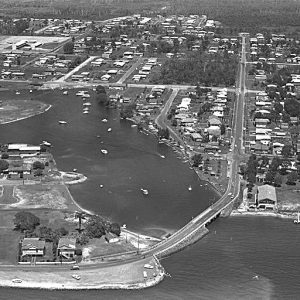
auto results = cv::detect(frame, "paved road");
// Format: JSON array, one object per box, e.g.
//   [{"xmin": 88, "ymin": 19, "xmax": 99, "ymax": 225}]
[
  {"xmin": 116, "ymin": 57, "xmax": 144, "ymax": 84},
  {"xmin": 139, "ymin": 36, "xmax": 248, "ymax": 258},
  {"xmin": 54, "ymin": 56, "xmax": 97, "ymax": 82}
]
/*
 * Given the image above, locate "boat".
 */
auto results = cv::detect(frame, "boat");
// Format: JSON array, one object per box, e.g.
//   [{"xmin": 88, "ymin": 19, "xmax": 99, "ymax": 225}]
[
  {"xmin": 294, "ymin": 212, "xmax": 300, "ymax": 224},
  {"xmin": 107, "ymin": 128, "xmax": 112, "ymax": 132},
  {"xmin": 12, "ymin": 278, "xmax": 22, "ymax": 283},
  {"xmin": 102, "ymin": 118, "xmax": 108, "ymax": 123},
  {"xmin": 188, "ymin": 185, "xmax": 192, "ymax": 191},
  {"xmin": 83, "ymin": 110, "xmax": 89, "ymax": 114},
  {"xmin": 159, "ymin": 154, "xmax": 165, "ymax": 159},
  {"xmin": 58, "ymin": 121, "xmax": 67, "ymax": 125},
  {"xmin": 131, "ymin": 124, "xmax": 137, "ymax": 128},
  {"xmin": 141, "ymin": 188, "xmax": 149, "ymax": 195},
  {"xmin": 121, "ymin": 224, "xmax": 127, "ymax": 229},
  {"xmin": 72, "ymin": 274, "xmax": 81, "ymax": 280},
  {"xmin": 100, "ymin": 184, "xmax": 104, "ymax": 188},
  {"xmin": 101, "ymin": 149, "xmax": 108, "ymax": 154},
  {"xmin": 73, "ymin": 169, "xmax": 77, "ymax": 172},
  {"xmin": 83, "ymin": 102, "xmax": 91, "ymax": 106},
  {"xmin": 144, "ymin": 264, "xmax": 154, "ymax": 269},
  {"xmin": 41, "ymin": 140, "xmax": 51, "ymax": 147},
  {"xmin": 16, "ymin": 91, "xmax": 20, "ymax": 95},
  {"xmin": 81, "ymin": 94, "xmax": 90, "ymax": 98},
  {"xmin": 29, "ymin": 90, "xmax": 33, "ymax": 93},
  {"xmin": 63, "ymin": 91, "xmax": 68, "ymax": 95}
]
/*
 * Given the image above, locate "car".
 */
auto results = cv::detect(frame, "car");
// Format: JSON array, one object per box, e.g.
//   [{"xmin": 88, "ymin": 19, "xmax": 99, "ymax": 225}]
[
  {"xmin": 72, "ymin": 274, "xmax": 81, "ymax": 280},
  {"xmin": 71, "ymin": 265, "xmax": 80, "ymax": 270}
]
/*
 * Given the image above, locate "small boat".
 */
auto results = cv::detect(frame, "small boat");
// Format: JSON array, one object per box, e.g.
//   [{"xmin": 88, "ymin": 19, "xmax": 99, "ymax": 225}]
[
  {"xmin": 81, "ymin": 94, "xmax": 90, "ymax": 98},
  {"xmin": 102, "ymin": 118, "xmax": 108, "ymax": 123},
  {"xmin": 41, "ymin": 140, "xmax": 51, "ymax": 147},
  {"xmin": 121, "ymin": 224, "xmax": 127, "ymax": 229},
  {"xmin": 144, "ymin": 264, "xmax": 154, "ymax": 269},
  {"xmin": 107, "ymin": 128, "xmax": 112, "ymax": 132},
  {"xmin": 12, "ymin": 278, "xmax": 22, "ymax": 283},
  {"xmin": 131, "ymin": 124, "xmax": 137, "ymax": 128},
  {"xmin": 29, "ymin": 89, "xmax": 33, "ymax": 93},
  {"xmin": 100, "ymin": 184, "xmax": 104, "ymax": 188},
  {"xmin": 294, "ymin": 212, "xmax": 300, "ymax": 224},
  {"xmin": 83, "ymin": 102, "xmax": 91, "ymax": 106},
  {"xmin": 101, "ymin": 149, "xmax": 108, "ymax": 154},
  {"xmin": 16, "ymin": 91, "xmax": 20, "ymax": 95},
  {"xmin": 58, "ymin": 120, "xmax": 67, "ymax": 125},
  {"xmin": 252, "ymin": 275, "xmax": 259, "ymax": 280},
  {"xmin": 63, "ymin": 91, "xmax": 68, "ymax": 95},
  {"xmin": 73, "ymin": 169, "xmax": 77, "ymax": 172},
  {"xmin": 159, "ymin": 154, "xmax": 165, "ymax": 159},
  {"xmin": 72, "ymin": 274, "xmax": 81, "ymax": 280},
  {"xmin": 188, "ymin": 185, "xmax": 192, "ymax": 191},
  {"xmin": 141, "ymin": 188, "xmax": 149, "ymax": 195},
  {"xmin": 83, "ymin": 110, "xmax": 89, "ymax": 114}
]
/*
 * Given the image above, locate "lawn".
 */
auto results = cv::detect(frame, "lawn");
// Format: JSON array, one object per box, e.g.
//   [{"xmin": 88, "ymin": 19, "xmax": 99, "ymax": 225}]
[{"xmin": 0, "ymin": 211, "xmax": 21, "ymax": 264}]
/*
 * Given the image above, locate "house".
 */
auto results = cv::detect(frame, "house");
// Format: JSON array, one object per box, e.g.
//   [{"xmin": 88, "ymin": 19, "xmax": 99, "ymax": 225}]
[
  {"xmin": 190, "ymin": 132, "xmax": 202, "ymax": 142},
  {"xmin": 57, "ymin": 237, "xmax": 77, "ymax": 259},
  {"xmin": 208, "ymin": 116, "xmax": 222, "ymax": 127},
  {"xmin": 256, "ymin": 184, "xmax": 277, "ymax": 210},
  {"xmin": 104, "ymin": 232, "xmax": 119, "ymax": 243},
  {"xmin": 21, "ymin": 238, "xmax": 45, "ymax": 257}
]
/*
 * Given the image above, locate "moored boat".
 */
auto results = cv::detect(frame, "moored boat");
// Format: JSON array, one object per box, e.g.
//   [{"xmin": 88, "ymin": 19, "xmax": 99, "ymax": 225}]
[{"xmin": 141, "ymin": 188, "xmax": 149, "ymax": 195}]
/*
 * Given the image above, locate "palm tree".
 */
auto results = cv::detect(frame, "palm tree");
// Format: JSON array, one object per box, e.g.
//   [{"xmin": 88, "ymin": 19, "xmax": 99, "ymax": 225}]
[{"xmin": 75, "ymin": 211, "xmax": 86, "ymax": 233}]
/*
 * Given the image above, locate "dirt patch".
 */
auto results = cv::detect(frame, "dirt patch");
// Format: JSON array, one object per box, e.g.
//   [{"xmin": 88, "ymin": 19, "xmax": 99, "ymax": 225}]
[{"xmin": 11, "ymin": 184, "xmax": 69, "ymax": 210}]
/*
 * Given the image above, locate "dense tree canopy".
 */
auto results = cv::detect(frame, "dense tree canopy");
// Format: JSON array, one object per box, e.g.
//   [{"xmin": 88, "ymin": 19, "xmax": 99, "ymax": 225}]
[
  {"xmin": 154, "ymin": 53, "xmax": 238, "ymax": 86},
  {"xmin": 14, "ymin": 211, "xmax": 40, "ymax": 232}
]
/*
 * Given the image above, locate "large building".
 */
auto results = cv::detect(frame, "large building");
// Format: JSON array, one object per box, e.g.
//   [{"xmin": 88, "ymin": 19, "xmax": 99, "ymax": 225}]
[{"xmin": 256, "ymin": 184, "xmax": 277, "ymax": 210}]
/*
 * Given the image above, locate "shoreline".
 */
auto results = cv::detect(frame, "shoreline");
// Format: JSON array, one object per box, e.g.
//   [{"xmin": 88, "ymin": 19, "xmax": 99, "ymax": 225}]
[
  {"xmin": 230, "ymin": 209, "xmax": 298, "ymax": 219},
  {"xmin": 0, "ymin": 103, "xmax": 52, "ymax": 125}
]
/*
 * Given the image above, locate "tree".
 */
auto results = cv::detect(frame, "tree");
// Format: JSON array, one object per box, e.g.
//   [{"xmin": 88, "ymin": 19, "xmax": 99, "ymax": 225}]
[
  {"xmin": 75, "ymin": 211, "xmax": 86, "ymax": 233},
  {"xmin": 0, "ymin": 159, "xmax": 9, "ymax": 171},
  {"xmin": 158, "ymin": 128, "xmax": 170, "ymax": 139},
  {"xmin": 265, "ymin": 171, "xmax": 275, "ymax": 184},
  {"xmin": 274, "ymin": 174, "xmax": 283, "ymax": 187},
  {"xmin": 220, "ymin": 124, "xmax": 226, "ymax": 135},
  {"xmin": 14, "ymin": 211, "xmax": 40, "ymax": 232},
  {"xmin": 108, "ymin": 223, "xmax": 121, "ymax": 236},
  {"xmin": 63, "ymin": 41, "xmax": 74, "ymax": 54},
  {"xmin": 286, "ymin": 171, "xmax": 298, "ymax": 185},
  {"xmin": 120, "ymin": 105, "xmax": 134, "ymax": 119},
  {"xmin": 1, "ymin": 153, "xmax": 8, "ymax": 159},
  {"xmin": 192, "ymin": 154, "xmax": 203, "ymax": 167},
  {"xmin": 32, "ymin": 161, "xmax": 45, "ymax": 169},
  {"xmin": 85, "ymin": 215, "xmax": 106, "ymax": 238},
  {"xmin": 282, "ymin": 144, "xmax": 293, "ymax": 158}
]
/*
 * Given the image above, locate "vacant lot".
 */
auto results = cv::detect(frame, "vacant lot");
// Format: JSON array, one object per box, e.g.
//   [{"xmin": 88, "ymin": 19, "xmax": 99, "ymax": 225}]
[{"xmin": 11, "ymin": 184, "xmax": 76, "ymax": 210}]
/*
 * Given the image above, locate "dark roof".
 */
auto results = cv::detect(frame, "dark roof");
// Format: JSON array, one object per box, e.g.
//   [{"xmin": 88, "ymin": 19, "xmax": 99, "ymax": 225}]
[{"xmin": 22, "ymin": 238, "xmax": 45, "ymax": 250}]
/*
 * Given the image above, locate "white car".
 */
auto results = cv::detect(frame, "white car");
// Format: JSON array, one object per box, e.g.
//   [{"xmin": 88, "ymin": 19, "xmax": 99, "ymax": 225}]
[{"xmin": 72, "ymin": 274, "xmax": 81, "ymax": 280}]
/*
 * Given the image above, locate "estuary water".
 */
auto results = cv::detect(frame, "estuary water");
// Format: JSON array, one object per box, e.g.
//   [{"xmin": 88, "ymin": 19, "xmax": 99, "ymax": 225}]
[{"xmin": 0, "ymin": 89, "xmax": 300, "ymax": 299}]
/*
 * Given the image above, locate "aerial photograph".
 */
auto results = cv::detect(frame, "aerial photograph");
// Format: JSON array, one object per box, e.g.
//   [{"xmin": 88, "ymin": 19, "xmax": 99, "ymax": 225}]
[{"xmin": 0, "ymin": 0, "xmax": 299, "ymax": 299}]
